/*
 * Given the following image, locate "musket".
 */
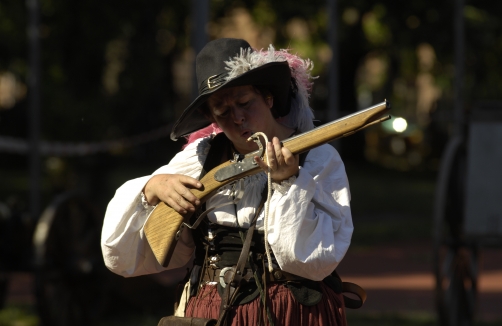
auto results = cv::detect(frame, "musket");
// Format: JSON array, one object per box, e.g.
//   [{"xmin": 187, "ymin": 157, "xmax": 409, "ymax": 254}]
[{"xmin": 144, "ymin": 100, "xmax": 391, "ymax": 267}]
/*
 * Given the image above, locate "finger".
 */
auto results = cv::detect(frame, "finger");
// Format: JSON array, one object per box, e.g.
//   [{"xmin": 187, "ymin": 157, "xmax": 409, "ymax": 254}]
[
  {"xmin": 177, "ymin": 175, "xmax": 202, "ymax": 189},
  {"xmin": 176, "ymin": 175, "xmax": 202, "ymax": 206},
  {"xmin": 178, "ymin": 191, "xmax": 198, "ymax": 213},
  {"xmin": 174, "ymin": 184, "xmax": 200, "ymax": 206},
  {"xmin": 272, "ymin": 137, "xmax": 283, "ymax": 158},
  {"xmin": 266, "ymin": 142, "xmax": 277, "ymax": 170},
  {"xmin": 285, "ymin": 153, "xmax": 299, "ymax": 169},
  {"xmin": 171, "ymin": 189, "xmax": 197, "ymax": 213},
  {"xmin": 281, "ymin": 147, "xmax": 298, "ymax": 166},
  {"xmin": 254, "ymin": 155, "xmax": 271, "ymax": 172},
  {"xmin": 166, "ymin": 196, "xmax": 188, "ymax": 215}
]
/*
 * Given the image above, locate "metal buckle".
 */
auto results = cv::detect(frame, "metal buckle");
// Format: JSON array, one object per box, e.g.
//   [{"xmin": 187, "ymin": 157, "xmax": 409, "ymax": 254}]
[
  {"xmin": 214, "ymin": 134, "xmax": 265, "ymax": 182},
  {"xmin": 207, "ymin": 75, "xmax": 222, "ymax": 89},
  {"xmin": 219, "ymin": 267, "xmax": 234, "ymax": 288}
]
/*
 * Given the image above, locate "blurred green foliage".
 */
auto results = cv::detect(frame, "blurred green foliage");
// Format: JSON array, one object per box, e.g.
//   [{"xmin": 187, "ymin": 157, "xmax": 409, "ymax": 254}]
[
  {"xmin": 2, "ymin": 2, "xmax": 502, "ymax": 325},
  {"xmin": 1, "ymin": 0, "xmax": 501, "ymax": 145},
  {"xmin": 0, "ymin": 305, "xmax": 38, "ymax": 326},
  {"xmin": 2, "ymin": 304, "xmax": 502, "ymax": 326},
  {"xmin": 0, "ymin": 0, "xmax": 501, "ymax": 237},
  {"xmin": 346, "ymin": 311, "xmax": 502, "ymax": 326},
  {"xmin": 0, "ymin": 0, "xmax": 501, "ymax": 249}
]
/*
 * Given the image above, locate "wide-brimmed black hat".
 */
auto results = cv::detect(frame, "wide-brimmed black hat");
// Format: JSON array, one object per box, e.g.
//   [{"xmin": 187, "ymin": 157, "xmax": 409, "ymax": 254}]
[{"xmin": 170, "ymin": 38, "xmax": 292, "ymax": 141}]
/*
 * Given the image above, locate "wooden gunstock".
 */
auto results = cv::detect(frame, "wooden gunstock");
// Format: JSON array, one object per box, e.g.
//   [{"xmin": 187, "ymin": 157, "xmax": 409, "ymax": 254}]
[{"xmin": 144, "ymin": 100, "xmax": 391, "ymax": 267}]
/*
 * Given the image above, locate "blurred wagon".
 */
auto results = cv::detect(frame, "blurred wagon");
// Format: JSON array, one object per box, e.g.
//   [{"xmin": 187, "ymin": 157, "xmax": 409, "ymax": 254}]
[{"xmin": 433, "ymin": 102, "xmax": 502, "ymax": 326}]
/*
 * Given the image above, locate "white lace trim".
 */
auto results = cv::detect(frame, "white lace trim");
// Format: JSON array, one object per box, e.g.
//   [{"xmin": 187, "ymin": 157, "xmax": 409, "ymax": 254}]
[
  {"xmin": 140, "ymin": 191, "xmax": 154, "ymax": 209},
  {"xmin": 271, "ymin": 175, "xmax": 297, "ymax": 195}
]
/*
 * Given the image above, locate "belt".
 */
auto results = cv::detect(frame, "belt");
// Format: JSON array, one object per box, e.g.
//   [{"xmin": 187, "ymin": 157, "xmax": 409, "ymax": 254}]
[
  {"xmin": 201, "ymin": 266, "xmax": 305, "ymax": 287},
  {"xmin": 200, "ymin": 266, "xmax": 367, "ymax": 309}
]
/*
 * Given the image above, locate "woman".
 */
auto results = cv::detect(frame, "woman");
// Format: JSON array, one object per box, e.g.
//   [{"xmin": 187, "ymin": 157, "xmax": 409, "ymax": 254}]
[{"xmin": 101, "ymin": 38, "xmax": 353, "ymax": 325}]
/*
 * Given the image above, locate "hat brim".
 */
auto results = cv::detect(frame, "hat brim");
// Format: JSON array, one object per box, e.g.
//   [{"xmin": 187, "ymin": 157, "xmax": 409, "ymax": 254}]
[{"xmin": 170, "ymin": 61, "xmax": 291, "ymax": 140}]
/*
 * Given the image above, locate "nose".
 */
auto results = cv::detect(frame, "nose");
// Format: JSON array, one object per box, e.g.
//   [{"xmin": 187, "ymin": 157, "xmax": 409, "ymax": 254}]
[{"xmin": 232, "ymin": 107, "xmax": 245, "ymax": 124}]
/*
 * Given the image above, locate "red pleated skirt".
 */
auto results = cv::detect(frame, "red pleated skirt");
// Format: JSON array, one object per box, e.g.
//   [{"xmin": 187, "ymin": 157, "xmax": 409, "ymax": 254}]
[{"xmin": 185, "ymin": 281, "xmax": 347, "ymax": 326}]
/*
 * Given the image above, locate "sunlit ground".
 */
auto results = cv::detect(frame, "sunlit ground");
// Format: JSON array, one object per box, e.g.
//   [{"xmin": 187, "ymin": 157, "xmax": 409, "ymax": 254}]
[
  {"xmin": 2, "ymin": 305, "xmax": 502, "ymax": 326},
  {"xmin": 1, "ymin": 161, "xmax": 502, "ymax": 326}
]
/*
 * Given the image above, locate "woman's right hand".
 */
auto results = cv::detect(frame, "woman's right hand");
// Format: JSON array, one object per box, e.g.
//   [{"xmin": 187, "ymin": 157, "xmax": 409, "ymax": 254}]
[{"xmin": 143, "ymin": 174, "xmax": 202, "ymax": 215}]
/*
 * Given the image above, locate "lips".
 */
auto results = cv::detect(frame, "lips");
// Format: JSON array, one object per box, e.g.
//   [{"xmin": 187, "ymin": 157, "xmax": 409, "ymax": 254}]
[{"xmin": 241, "ymin": 130, "xmax": 253, "ymax": 138}]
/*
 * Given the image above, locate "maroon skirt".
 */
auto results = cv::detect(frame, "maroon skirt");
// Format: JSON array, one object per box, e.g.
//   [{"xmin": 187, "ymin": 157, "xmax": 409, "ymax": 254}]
[{"xmin": 185, "ymin": 281, "xmax": 347, "ymax": 326}]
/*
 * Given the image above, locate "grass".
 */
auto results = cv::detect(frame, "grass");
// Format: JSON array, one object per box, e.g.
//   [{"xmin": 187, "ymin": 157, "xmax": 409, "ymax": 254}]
[
  {"xmin": 3, "ymin": 305, "xmax": 502, "ymax": 326},
  {"xmin": 0, "ymin": 304, "xmax": 163, "ymax": 326},
  {"xmin": 346, "ymin": 311, "xmax": 502, "ymax": 326},
  {"xmin": 0, "ymin": 305, "xmax": 38, "ymax": 326},
  {"xmin": 345, "ymin": 160, "xmax": 437, "ymax": 217},
  {"xmin": 347, "ymin": 311, "xmax": 437, "ymax": 326},
  {"xmin": 344, "ymin": 160, "xmax": 437, "ymax": 246},
  {"xmin": 0, "ymin": 160, "xmax": 499, "ymax": 325},
  {"xmin": 96, "ymin": 314, "xmax": 161, "ymax": 326}
]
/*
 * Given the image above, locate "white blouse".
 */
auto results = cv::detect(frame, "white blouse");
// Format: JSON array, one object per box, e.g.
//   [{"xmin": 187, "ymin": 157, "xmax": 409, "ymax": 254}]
[{"xmin": 101, "ymin": 136, "xmax": 353, "ymax": 281}]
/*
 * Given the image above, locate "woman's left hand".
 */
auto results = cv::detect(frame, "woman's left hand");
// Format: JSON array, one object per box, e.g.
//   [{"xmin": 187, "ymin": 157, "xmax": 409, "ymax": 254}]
[{"xmin": 254, "ymin": 136, "xmax": 299, "ymax": 182}]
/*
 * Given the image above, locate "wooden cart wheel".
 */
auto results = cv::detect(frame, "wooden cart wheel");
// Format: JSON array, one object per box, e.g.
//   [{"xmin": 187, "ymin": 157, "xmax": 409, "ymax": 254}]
[
  {"xmin": 436, "ymin": 244, "xmax": 478, "ymax": 326},
  {"xmin": 0, "ymin": 274, "xmax": 7, "ymax": 310},
  {"xmin": 0, "ymin": 201, "xmax": 10, "ymax": 310},
  {"xmin": 33, "ymin": 193, "xmax": 110, "ymax": 326},
  {"xmin": 433, "ymin": 136, "xmax": 478, "ymax": 326}
]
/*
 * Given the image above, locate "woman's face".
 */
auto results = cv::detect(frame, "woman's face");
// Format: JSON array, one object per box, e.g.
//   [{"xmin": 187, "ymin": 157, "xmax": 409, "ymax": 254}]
[{"xmin": 207, "ymin": 85, "xmax": 278, "ymax": 154}]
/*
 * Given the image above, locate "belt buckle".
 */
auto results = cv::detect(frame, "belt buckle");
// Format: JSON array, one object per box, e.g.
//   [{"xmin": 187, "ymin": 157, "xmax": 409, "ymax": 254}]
[
  {"xmin": 273, "ymin": 269, "xmax": 284, "ymax": 280},
  {"xmin": 219, "ymin": 267, "xmax": 234, "ymax": 288}
]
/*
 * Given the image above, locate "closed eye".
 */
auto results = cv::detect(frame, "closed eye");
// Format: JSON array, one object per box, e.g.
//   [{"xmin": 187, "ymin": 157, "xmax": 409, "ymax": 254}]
[{"xmin": 216, "ymin": 110, "xmax": 229, "ymax": 118}]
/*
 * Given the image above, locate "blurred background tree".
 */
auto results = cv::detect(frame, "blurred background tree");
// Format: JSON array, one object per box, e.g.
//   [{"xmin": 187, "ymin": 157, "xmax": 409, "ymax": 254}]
[
  {"xmin": 1, "ymin": 0, "xmax": 502, "ymax": 207},
  {"xmin": 1, "ymin": 0, "xmax": 502, "ymax": 324}
]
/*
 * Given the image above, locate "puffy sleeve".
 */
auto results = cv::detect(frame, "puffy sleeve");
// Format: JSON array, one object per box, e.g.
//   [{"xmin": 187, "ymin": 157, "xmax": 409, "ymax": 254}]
[
  {"xmin": 266, "ymin": 144, "xmax": 353, "ymax": 281},
  {"xmin": 101, "ymin": 138, "xmax": 210, "ymax": 277}
]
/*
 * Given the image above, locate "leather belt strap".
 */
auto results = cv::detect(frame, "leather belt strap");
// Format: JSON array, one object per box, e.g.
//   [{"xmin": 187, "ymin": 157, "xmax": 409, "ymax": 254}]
[
  {"xmin": 204, "ymin": 268, "xmax": 367, "ymax": 309},
  {"xmin": 202, "ymin": 267, "xmax": 306, "ymax": 285},
  {"xmin": 342, "ymin": 281, "xmax": 367, "ymax": 309},
  {"xmin": 216, "ymin": 188, "xmax": 268, "ymax": 326}
]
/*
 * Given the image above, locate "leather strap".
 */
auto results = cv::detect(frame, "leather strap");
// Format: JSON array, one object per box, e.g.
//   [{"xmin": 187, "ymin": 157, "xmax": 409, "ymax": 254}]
[
  {"xmin": 216, "ymin": 188, "xmax": 267, "ymax": 326},
  {"xmin": 202, "ymin": 266, "xmax": 306, "ymax": 284},
  {"xmin": 341, "ymin": 281, "xmax": 367, "ymax": 309},
  {"xmin": 199, "ymin": 133, "xmax": 232, "ymax": 180},
  {"xmin": 158, "ymin": 316, "xmax": 217, "ymax": 326}
]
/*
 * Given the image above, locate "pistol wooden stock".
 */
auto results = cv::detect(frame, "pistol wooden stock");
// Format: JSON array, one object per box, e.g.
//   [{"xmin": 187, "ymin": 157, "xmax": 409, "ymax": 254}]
[{"xmin": 144, "ymin": 100, "xmax": 391, "ymax": 267}]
